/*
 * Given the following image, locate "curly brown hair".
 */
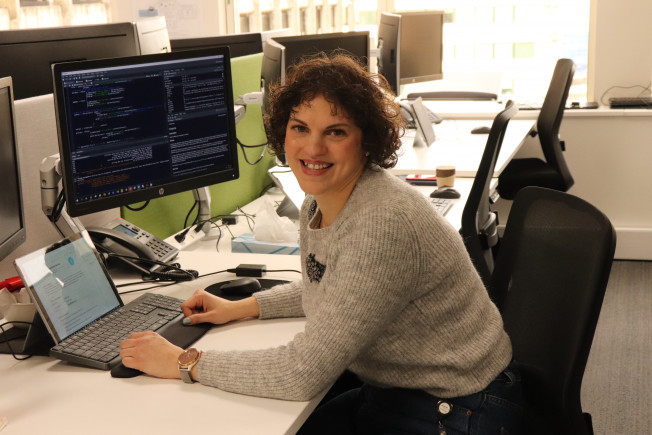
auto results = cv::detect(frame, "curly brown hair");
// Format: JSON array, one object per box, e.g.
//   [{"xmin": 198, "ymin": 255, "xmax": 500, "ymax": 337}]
[{"xmin": 264, "ymin": 52, "xmax": 404, "ymax": 169}]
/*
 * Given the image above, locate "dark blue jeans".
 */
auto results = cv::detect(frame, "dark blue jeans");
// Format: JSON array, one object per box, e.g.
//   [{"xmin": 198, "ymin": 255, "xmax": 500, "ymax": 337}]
[{"xmin": 297, "ymin": 362, "xmax": 523, "ymax": 435}]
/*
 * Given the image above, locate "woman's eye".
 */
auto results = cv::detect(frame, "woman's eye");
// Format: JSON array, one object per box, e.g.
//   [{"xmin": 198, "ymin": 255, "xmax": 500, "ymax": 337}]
[
  {"xmin": 291, "ymin": 125, "xmax": 308, "ymax": 133},
  {"xmin": 328, "ymin": 129, "xmax": 346, "ymax": 137}
]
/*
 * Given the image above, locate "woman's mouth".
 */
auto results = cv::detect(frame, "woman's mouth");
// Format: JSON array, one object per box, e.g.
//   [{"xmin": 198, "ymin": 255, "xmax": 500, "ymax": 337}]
[{"xmin": 301, "ymin": 160, "xmax": 333, "ymax": 170}]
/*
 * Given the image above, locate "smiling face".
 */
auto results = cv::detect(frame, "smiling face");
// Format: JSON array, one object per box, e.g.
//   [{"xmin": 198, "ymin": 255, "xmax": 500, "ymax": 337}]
[{"xmin": 284, "ymin": 94, "xmax": 366, "ymax": 219}]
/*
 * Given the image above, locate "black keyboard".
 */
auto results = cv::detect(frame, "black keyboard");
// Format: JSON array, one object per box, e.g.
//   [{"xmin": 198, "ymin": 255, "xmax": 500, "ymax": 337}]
[
  {"xmin": 609, "ymin": 97, "xmax": 652, "ymax": 108},
  {"xmin": 51, "ymin": 293, "xmax": 183, "ymax": 369}
]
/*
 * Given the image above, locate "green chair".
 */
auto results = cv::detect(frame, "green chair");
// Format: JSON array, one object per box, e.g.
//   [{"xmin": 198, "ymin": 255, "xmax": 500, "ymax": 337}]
[{"xmin": 122, "ymin": 53, "xmax": 276, "ymax": 238}]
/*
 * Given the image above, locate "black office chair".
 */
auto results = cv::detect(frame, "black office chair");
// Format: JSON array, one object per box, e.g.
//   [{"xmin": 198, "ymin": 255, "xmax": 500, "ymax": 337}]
[
  {"xmin": 406, "ymin": 91, "xmax": 498, "ymax": 101},
  {"xmin": 497, "ymin": 58, "xmax": 576, "ymax": 199},
  {"xmin": 491, "ymin": 186, "xmax": 616, "ymax": 434},
  {"xmin": 460, "ymin": 100, "xmax": 518, "ymax": 289}
]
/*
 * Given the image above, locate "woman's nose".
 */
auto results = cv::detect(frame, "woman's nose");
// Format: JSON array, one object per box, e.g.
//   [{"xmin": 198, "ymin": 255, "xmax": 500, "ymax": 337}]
[{"xmin": 305, "ymin": 133, "xmax": 327, "ymax": 155}]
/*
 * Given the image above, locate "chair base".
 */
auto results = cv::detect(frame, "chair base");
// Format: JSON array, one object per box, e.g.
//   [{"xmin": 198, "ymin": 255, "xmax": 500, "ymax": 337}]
[{"xmin": 497, "ymin": 158, "xmax": 571, "ymax": 199}]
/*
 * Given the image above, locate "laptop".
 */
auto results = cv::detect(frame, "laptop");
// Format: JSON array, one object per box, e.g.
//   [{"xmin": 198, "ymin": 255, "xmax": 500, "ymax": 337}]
[{"xmin": 13, "ymin": 231, "xmax": 185, "ymax": 369}]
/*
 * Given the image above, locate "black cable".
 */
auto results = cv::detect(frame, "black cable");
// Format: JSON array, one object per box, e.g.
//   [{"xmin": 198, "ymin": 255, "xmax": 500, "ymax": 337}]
[
  {"xmin": 266, "ymin": 269, "xmax": 302, "ymax": 274},
  {"xmin": 125, "ymin": 201, "xmax": 150, "ymax": 212},
  {"xmin": 184, "ymin": 200, "xmax": 199, "ymax": 228},
  {"xmin": 104, "ymin": 252, "xmax": 199, "ymax": 282},
  {"xmin": 237, "ymin": 138, "xmax": 267, "ymax": 165},
  {"xmin": 50, "ymin": 190, "xmax": 66, "ymax": 223},
  {"xmin": 0, "ymin": 321, "xmax": 34, "ymax": 360}
]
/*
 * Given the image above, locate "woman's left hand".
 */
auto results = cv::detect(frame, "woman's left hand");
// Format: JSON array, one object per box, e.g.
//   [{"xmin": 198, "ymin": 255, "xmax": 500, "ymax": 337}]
[{"xmin": 119, "ymin": 331, "xmax": 183, "ymax": 379}]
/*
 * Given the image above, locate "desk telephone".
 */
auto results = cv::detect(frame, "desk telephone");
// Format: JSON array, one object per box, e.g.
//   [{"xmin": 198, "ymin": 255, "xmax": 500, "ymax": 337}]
[
  {"xmin": 87, "ymin": 218, "xmax": 179, "ymax": 273},
  {"xmin": 399, "ymin": 101, "xmax": 443, "ymax": 128}
]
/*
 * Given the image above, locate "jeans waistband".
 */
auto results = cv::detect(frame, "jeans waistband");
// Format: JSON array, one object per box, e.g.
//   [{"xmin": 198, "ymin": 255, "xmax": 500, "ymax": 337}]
[{"xmin": 361, "ymin": 361, "xmax": 521, "ymax": 422}]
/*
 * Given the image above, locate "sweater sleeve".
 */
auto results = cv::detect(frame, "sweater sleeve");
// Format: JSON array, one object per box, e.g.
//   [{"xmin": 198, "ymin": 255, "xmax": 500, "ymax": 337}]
[
  {"xmin": 195, "ymin": 207, "xmax": 431, "ymax": 401},
  {"xmin": 253, "ymin": 280, "xmax": 304, "ymax": 319}
]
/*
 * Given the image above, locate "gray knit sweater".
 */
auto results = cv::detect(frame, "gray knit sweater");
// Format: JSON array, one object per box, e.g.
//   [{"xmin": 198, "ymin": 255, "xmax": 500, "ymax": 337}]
[{"xmin": 196, "ymin": 167, "xmax": 512, "ymax": 401}]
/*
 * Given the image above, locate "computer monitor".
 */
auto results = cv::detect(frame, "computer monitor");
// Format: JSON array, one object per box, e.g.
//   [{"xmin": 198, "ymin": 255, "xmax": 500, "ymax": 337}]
[
  {"xmin": 134, "ymin": 16, "xmax": 171, "ymax": 54},
  {"xmin": 0, "ymin": 23, "xmax": 140, "ymax": 100},
  {"xmin": 0, "ymin": 77, "xmax": 26, "ymax": 262},
  {"xmin": 271, "ymin": 31, "xmax": 370, "ymax": 71},
  {"xmin": 377, "ymin": 11, "xmax": 444, "ymax": 95},
  {"xmin": 51, "ymin": 47, "xmax": 239, "ymax": 218},
  {"xmin": 170, "ymin": 33, "xmax": 263, "ymax": 58},
  {"xmin": 260, "ymin": 38, "xmax": 285, "ymax": 114}
]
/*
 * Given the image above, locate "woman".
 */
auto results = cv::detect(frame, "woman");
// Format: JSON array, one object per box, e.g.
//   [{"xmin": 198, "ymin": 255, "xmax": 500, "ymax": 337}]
[{"xmin": 120, "ymin": 54, "xmax": 523, "ymax": 434}]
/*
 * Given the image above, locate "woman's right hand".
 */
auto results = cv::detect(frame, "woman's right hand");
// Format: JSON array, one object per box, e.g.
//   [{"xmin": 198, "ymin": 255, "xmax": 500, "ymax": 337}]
[{"xmin": 180, "ymin": 289, "xmax": 260, "ymax": 325}]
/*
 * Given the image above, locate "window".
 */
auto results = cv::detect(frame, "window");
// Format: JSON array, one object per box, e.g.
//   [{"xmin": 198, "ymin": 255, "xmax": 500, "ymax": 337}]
[{"xmin": 391, "ymin": 0, "xmax": 590, "ymax": 103}]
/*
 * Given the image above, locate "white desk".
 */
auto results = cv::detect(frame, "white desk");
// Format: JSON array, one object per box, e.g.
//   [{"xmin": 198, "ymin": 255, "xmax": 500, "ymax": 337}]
[
  {"xmin": 0, "ymin": 190, "xmax": 323, "ymax": 435},
  {"xmin": 394, "ymin": 119, "xmax": 534, "ymax": 177},
  {"xmin": 0, "ymin": 165, "xmax": 483, "ymax": 435}
]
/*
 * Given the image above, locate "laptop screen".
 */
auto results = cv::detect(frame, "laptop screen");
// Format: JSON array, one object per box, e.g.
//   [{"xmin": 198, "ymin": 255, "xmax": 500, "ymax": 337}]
[{"xmin": 14, "ymin": 232, "xmax": 121, "ymax": 343}]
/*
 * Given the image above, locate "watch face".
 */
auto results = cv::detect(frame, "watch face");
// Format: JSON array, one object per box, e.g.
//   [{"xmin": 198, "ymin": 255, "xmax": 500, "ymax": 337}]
[{"xmin": 178, "ymin": 348, "xmax": 200, "ymax": 366}]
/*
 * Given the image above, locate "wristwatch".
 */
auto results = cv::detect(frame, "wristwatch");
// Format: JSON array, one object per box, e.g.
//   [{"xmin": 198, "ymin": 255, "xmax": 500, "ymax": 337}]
[{"xmin": 178, "ymin": 348, "xmax": 202, "ymax": 383}]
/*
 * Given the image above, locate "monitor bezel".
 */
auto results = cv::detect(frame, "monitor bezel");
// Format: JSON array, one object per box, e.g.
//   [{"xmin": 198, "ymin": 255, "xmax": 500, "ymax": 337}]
[
  {"xmin": 52, "ymin": 47, "xmax": 240, "ymax": 218},
  {"xmin": 170, "ymin": 33, "xmax": 263, "ymax": 58},
  {"xmin": 0, "ymin": 76, "xmax": 26, "ymax": 262},
  {"xmin": 272, "ymin": 31, "xmax": 370, "ymax": 71},
  {"xmin": 0, "ymin": 22, "xmax": 140, "ymax": 100}
]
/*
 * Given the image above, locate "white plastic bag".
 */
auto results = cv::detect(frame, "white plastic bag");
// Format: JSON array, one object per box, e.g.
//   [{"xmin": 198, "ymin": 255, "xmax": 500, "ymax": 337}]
[{"xmin": 254, "ymin": 196, "xmax": 299, "ymax": 243}]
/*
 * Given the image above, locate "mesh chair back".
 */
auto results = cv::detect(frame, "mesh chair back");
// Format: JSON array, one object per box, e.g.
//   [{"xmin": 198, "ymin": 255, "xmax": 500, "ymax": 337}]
[
  {"xmin": 461, "ymin": 100, "xmax": 518, "ymax": 289},
  {"xmin": 538, "ymin": 58, "xmax": 575, "ymax": 188},
  {"xmin": 492, "ymin": 187, "xmax": 616, "ymax": 434}
]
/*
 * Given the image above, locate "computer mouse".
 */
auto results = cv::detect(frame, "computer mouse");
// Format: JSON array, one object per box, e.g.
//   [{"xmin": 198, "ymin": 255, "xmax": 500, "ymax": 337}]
[
  {"xmin": 206, "ymin": 277, "xmax": 262, "ymax": 298},
  {"xmin": 430, "ymin": 187, "xmax": 461, "ymax": 199},
  {"xmin": 471, "ymin": 126, "xmax": 491, "ymax": 134}
]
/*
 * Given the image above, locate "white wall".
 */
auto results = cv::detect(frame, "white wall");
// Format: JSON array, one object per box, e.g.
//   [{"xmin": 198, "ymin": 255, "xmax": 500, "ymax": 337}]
[{"xmin": 589, "ymin": 0, "xmax": 652, "ymax": 103}]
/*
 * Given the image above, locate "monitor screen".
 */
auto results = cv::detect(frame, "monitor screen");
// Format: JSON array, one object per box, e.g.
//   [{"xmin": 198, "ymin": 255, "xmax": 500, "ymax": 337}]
[
  {"xmin": 271, "ymin": 31, "xmax": 370, "ymax": 71},
  {"xmin": 0, "ymin": 23, "xmax": 140, "ymax": 100},
  {"xmin": 0, "ymin": 77, "xmax": 26, "ymax": 262},
  {"xmin": 378, "ymin": 11, "xmax": 444, "ymax": 95},
  {"xmin": 134, "ymin": 16, "xmax": 171, "ymax": 54},
  {"xmin": 170, "ymin": 33, "xmax": 262, "ymax": 58},
  {"xmin": 52, "ymin": 47, "xmax": 239, "ymax": 218}
]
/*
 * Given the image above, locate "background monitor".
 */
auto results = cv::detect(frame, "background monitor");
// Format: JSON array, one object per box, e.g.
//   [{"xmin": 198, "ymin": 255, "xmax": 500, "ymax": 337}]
[
  {"xmin": 170, "ymin": 33, "xmax": 263, "ymax": 58},
  {"xmin": 52, "ymin": 48, "xmax": 239, "ymax": 218},
  {"xmin": 0, "ymin": 23, "xmax": 140, "ymax": 100},
  {"xmin": 0, "ymin": 76, "xmax": 26, "ymax": 262},
  {"xmin": 260, "ymin": 38, "xmax": 285, "ymax": 114},
  {"xmin": 271, "ymin": 31, "xmax": 370, "ymax": 71},
  {"xmin": 377, "ymin": 11, "xmax": 444, "ymax": 95},
  {"xmin": 134, "ymin": 16, "xmax": 171, "ymax": 54}
]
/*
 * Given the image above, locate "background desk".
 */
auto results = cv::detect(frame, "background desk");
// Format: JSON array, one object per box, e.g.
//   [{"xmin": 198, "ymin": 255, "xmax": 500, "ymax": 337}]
[{"xmin": 395, "ymin": 119, "xmax": 533, "ymax": 177}]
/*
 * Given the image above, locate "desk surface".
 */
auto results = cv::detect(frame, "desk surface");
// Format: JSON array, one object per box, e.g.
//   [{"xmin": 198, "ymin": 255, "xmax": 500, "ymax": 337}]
[
  {"xmin": 395, "ymin": 118, "xmax": 533, "ymax": 177},
  {"xmin": 0, "ymin": 178, "xmax": 476, "ymax": 435},
  {"xmin": 0, "ymin": 191, "xmax": 317, "ymax": 435}
]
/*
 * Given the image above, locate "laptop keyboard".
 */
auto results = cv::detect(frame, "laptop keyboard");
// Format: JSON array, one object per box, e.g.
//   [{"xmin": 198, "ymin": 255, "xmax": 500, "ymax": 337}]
[
  {"xmin": 51, "ymin": 293, "xmax": 182, "ymax": 368},
  {"xmin": 430, "ymin": 197, "xmax": 453, "ymax": 215}
]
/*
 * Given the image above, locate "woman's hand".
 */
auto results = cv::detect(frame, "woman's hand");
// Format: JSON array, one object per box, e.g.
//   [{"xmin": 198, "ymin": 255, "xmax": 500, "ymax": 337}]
[
  {"xmin": 180, "ymin": 289, "xmax": 260, "ymax": 326},
  {"xmin": 119, "ymin": 331, "xmax": 183, "ymax": 379}
]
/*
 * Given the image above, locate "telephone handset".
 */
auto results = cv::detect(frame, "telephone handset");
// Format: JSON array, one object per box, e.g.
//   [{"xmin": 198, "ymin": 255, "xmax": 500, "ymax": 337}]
[
  {"xmin": 399, "ymin": 101, "xmax": 417, "ymax": 128},
  {"xmin": 87, "ymin": 218, "xmax": 179, "ymax": 274}
]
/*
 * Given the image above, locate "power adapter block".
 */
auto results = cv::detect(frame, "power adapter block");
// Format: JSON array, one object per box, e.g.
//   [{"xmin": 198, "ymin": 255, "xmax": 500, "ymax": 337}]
[{"xmin": 233, "ymin": 264, "xmax": 266, "ymax": 277}]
